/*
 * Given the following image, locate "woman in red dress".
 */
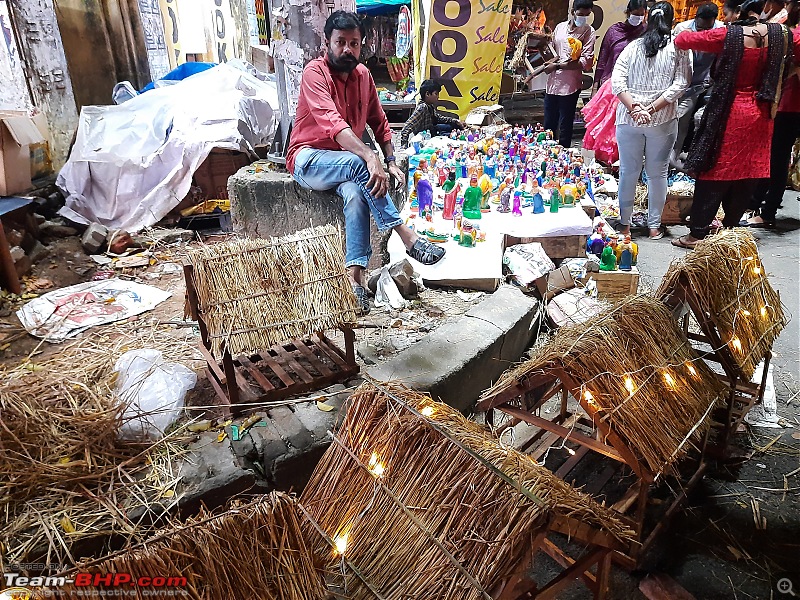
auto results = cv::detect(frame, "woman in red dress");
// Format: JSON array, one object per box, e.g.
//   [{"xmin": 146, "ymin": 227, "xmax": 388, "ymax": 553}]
[{"xmin": 671, "ymin": 0, "xmax": 800, "ymax": 248}]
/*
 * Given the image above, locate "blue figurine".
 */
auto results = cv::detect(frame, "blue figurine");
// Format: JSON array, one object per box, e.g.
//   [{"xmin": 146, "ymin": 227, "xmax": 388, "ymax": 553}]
[{"xmin": 532, "ymin": 192, "xmax": 545, "ymax": 214}]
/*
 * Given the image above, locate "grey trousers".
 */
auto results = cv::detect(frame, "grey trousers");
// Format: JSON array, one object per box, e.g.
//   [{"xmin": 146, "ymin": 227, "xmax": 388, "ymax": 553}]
[{"xmin": 616, "ymin": 120, "xmax": 678, "ymax": 229}]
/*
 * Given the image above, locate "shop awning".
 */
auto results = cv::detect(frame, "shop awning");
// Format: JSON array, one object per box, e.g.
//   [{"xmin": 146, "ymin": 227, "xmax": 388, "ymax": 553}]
[{"xmin": 356, "ymin": 0, "xmax": 409, "ymax": 16}]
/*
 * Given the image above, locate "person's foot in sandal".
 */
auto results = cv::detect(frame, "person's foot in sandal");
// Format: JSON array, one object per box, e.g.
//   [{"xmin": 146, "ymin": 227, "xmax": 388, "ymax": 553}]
[
  {"xmin": 406, "ymin": 238, "xmax": 446, "ymax": 265},
  {"xmin": 671, "ymin": 234, "xmax": 700, "ymax": 249},
  {"xmin": 649, "ymin": 226, "xmax": 665, "ymax": 240},
  {"xmin": 351, "ymin": 283, "xmax": 370, "ymax": 315},
  {"xmin": 747, "ymin": 215, "xmax": 776, "ymax": 228}
]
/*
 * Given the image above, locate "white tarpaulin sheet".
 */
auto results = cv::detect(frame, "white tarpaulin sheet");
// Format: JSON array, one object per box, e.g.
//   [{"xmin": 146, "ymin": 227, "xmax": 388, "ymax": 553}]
[
  {"xmin": 17, "ymin": 279, "xmax": 172, "ymax": 341},
  {"xmin": 57, "ymin": 63, "xmax": 278, "ymax": 232}
]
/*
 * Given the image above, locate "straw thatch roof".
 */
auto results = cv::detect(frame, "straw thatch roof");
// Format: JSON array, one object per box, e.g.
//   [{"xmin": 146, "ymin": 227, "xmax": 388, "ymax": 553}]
[
  {"xmin": 657, "ymin": 228, "xmax": 786, "ymax": 379},
  {"xmin": 299, "ymin": 381, "xmax": 636, "ymax": 600},
  {"xmin": 481, "ymin": 295, "xmax": 728, "ymax": 476},
  {"xmin": 51, "ymin": 494, "xmax": 326, "ymax": 600},
  {"xmin": 187, "ymin": 225, "xmax": 358, "ymax": 359}
]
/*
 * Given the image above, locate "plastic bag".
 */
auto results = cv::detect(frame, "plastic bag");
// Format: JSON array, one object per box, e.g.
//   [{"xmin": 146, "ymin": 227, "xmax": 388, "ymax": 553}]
[
  {"xmin": 374, "ymin": 267, "xmax": 409, "ymax": 310},
  {"xmin": 115, "ymin": 349, "xmax": 197, "ymax": 441}
]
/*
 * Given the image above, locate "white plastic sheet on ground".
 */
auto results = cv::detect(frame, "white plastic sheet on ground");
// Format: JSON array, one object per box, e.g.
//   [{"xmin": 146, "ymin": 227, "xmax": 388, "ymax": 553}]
[
  {"xmin": 57, "ymin": 63, "xmax": 278, "ymax": 232},
  {"xmin": 16, "ymin": 279, "xmax": 171, "ymax": 342},
  {"xmin": 115, "ymin": 349, "xmax": 196, "ymax": 442}
]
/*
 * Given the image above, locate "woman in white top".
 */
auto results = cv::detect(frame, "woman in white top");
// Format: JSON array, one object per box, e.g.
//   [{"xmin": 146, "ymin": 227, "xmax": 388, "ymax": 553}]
[{"xmin": 611, "ymin": 2, "xmax": 692, "ymax": 238}]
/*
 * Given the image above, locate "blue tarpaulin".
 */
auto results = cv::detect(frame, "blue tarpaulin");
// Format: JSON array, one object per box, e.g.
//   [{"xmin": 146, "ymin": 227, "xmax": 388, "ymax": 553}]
[{"xmin": 356, "ymin": 0, "xmax": 409, "ymax": 15}]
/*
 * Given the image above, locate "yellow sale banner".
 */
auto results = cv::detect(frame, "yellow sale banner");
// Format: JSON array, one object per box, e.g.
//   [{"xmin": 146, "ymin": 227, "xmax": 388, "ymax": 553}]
[{"xmin": 425, "ymin": 0, "xmax": 512, "ymax": 118}]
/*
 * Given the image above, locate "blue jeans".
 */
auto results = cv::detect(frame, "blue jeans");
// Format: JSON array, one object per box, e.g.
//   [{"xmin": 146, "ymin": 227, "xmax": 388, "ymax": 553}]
[{"xmin": 292, "ymin": 148, "xmax": 403, "ymax": 268}]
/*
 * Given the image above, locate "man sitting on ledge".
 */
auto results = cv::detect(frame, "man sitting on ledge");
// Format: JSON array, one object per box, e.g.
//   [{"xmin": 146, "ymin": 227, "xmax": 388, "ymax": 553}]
[
  {"xmin": 400, "ymin": 79, "xmax": 465, "ymax": 148},
  {"xmin": 287, "ymin": 11, "xmax": 446, "ymax": 314}
]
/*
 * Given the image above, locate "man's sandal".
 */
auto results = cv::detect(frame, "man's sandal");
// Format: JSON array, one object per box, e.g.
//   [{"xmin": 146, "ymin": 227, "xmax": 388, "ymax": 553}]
[
  {"xmin": 671, "ymin": 235, "xmax": 698, "ymax": 250},
  {"xmin": 352, "ymin": 284, "xmax": 370, "ymax": 315},
  {"xmin": 407, "ymin": 239, "xmax": 446, "ymax": 265}
]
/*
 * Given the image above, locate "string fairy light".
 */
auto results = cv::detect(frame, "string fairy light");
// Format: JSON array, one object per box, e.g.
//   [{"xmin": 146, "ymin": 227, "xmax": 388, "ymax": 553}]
[
  {"xmin": 420, "ymin": 406, "xmax": 434, "ymax": 417},
  {"xmin": 730, "ymin": 337, "xmax": 743, "ymax": 353},
  {"xmin": 740, "ymin": 309, "xmax": 751, "ymax": 317},
  {"xmin": 623, "ymin": 376, "xmax": 636, "ymax": 395},
  {"xmin": 333, "ymin": 532, "xmax": 349, "ymax": 555},
  {"xmin": 760, "ymin": 305, "xmax": 769, "ymax": 319},
  {"xmin": 662, "ymin": 371, "xmax": 676, "ymax": 389},
  {"xmin": 685, "ymin": 362, "xmax": 698, "ymax": 377},
  {"xmin": 367, "ymin": 452, "xmax": 385, "ymax": 478}
]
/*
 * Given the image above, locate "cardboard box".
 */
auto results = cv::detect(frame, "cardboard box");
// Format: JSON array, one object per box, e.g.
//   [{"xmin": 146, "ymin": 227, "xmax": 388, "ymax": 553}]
[
  {"xmin": 29, "ymin": 112, "xmax": 53, "ymax": 180},
  {"xmin": 505, "ymin": 233, "xmax": 588, "ymax": 261},
  {"xmin": 579, "ymin": 266, "xmax": 640, "ymax": 299},
  {"xmin": 0, "ymin": 114, "xmax": 45, "ymax": 196},
  {"xmin": 465, "ymin": 104, "xmax": 505, "ymax": 127},
  {"xmin": 534, "ymin": 264, "xmax": 575, "ymax": 302},
  {"xmin": 193, "ymin": 148, "xmax": 251, "ymax": 200},
  {"xmin": 662, "ymin": 193, "xmax": 693, "ymax": 225}
]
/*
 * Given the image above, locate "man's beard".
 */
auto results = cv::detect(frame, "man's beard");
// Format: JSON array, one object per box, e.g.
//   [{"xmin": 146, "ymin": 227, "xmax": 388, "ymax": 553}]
[{"xmin": 328, "ymin": 49, "xmax": 359, "ymax": 73}]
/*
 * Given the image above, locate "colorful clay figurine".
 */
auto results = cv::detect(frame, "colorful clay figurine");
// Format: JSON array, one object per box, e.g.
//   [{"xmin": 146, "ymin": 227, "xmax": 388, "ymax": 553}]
[
  {"xmin": 498, "ymin": 189, "xmax": 511, "ymax": 213},
  {"xmin": 587, "ymin": 234, "xmax": 605, "ymax": 257},
  {"xmin": 463, "ymin": 175, "xmax": 483, "ymax": 220},
  {"xmin": 417, "ymin": 177, "xmax": 433, "ymax": 220},
  {"xmin": 442, "ymin": 182, "xmax": 460, "ymax": 220},
  {"xmin": 532, "ymin": 192, "xmax": 545, "ymax": 214},
  {"xmin": 599, "ymin": 245, "xmax": 617, "ymax": 271},
  {"xmin": 409, "ymin": 170, "xmax": 423, "ymax": 209},
  {"xmin": 478, "ymin": 174, "xmax": 493, "ymax": 211},
  {"xmin": 442, "ymin": 171, "xmax": 456, "ymax": 192},
  {"xmin": 549, "ymin": 189, "xmax": 561, "ymax": 213},
  {"xmin": 456, "ymin": 218, "xmax": 478, "ymax": 247},
  {"xmin": 512, "ymin": 192, "xmax": 523, "ymax": 216},
  {"xmin": 615, "ymin": 234, "xmax": 638, "ymax": 271}
]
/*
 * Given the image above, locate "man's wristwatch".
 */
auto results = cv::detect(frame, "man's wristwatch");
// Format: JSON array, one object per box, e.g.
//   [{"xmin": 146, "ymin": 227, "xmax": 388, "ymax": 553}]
[{"xmin": 385, "ymin": 155, "xmax": 396, "ymax": 165}]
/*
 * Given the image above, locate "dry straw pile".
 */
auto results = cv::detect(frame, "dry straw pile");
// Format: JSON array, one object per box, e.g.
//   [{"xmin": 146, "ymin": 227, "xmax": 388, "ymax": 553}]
[
  {"xmin": 481, "ymin": 296, "xmax": 728, "ymax": 476},
  {"xmin": 300, "ymin": 382, "xmax": 635, "ymax": 600},
  {"xmin": 0, "ymin": 326, "xmax": 199, "ymax": 568},
  {"xmin": 658, "ymin": 228, "xmax": 786, "ymax": 379},
  {"xmin": 187, "ymin": 225, "xmax": 358, "ymax": 359},
  {"xmin": 52, "ymin": 493, "xmax": 325, "ymax": 600}
]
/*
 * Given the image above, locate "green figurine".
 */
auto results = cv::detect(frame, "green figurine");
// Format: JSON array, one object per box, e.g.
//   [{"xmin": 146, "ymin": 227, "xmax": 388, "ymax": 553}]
[
  {"xmin": 549, "ymin": 189, "xmax": 561, "ymax": 213},
  {"xmin": 463, "ymin": 175, "xmax": 483, "ymax": 220},
  {"xmin": 599, "ymin": 245, "xmax": 617, "ymax": 271}
]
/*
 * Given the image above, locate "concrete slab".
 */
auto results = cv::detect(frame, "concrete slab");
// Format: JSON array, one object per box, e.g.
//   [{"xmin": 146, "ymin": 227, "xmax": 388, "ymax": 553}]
[
  {"xmin": 367, "ymin": 285, "xmax": 543, "ymax": 413},
  {"xmin": 228, "ymin": 162, "xmax": 401, "ymax": 269}
]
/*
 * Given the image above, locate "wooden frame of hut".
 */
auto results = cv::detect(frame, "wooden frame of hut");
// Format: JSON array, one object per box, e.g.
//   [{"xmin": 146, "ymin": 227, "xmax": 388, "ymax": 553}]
[
  {"xmin": 477, "ymin": 296, "xmax": 728, "ymax": 570},
  {"xmin": 299, "ymin": 381, "xmax": 638, "ymax": 599},
  {"xmin": 184, "ymin": 226, "xmax": 360, "ymax": 414},
  {"xmin": 658, "ymin": 230, "xmax": 787, "ymax": 448}
]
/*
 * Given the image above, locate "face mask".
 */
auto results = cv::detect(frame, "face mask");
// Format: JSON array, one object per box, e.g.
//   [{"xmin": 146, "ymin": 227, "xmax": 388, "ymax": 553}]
[
  {"xmin": 574, "ymin": 15, "xmax": 590, "ymax": 26},
  {"xmin": 628, "ymin": 14, "xmax": 644, "ymax": 25},
  {"xmin": 759, "ymin": 10, "xmax": 769, "ymax": 18}
]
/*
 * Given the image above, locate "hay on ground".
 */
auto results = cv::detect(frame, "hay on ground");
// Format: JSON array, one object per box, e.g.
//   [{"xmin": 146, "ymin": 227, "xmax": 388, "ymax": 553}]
[
  {"xmin": 187, "ymin": 225, "xmax": 358, "ymax": 359},
  {"xmin": 481, "ymin": 295, "xmax": 728, "ymax": 476},
  {"xmin": 51, "ymin": 493, "xmax": 325, "ymax": 600},
  {"xmin": 658, "ymin": 228, "xmax": 786, "ymax": 379},
  {"xmin": 300, "ymin": 381, "xmax": 636, "ymax": 600},
  {"xmin": 0, "ymin": 325, "xmax": 199, "ymax": 568}
]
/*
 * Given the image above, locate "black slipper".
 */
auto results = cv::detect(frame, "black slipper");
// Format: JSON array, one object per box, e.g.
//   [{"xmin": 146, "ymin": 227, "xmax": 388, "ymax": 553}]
[{"xmin": 407, "ymin": 239, "xmax": 446, "ymax": 265}]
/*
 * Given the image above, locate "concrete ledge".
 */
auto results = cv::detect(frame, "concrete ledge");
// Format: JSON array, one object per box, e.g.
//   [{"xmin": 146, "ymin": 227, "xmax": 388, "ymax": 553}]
[
  {"xmin": 228, "ymin": 161, "xmax": 402, "ymax": 269},
  {"xmin": 367, "ymin": 286, "xmax": 542, "ymax": 413}
]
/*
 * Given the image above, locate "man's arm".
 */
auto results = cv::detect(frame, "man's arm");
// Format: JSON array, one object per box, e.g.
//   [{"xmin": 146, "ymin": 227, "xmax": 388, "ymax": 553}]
[
  {"xmin": 434, "ymin": 109, "xmax": 464, "ymax": 129},
  {"xmin": 400, "ymin": 104, "xmax": 428, "ymax": 147}
]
